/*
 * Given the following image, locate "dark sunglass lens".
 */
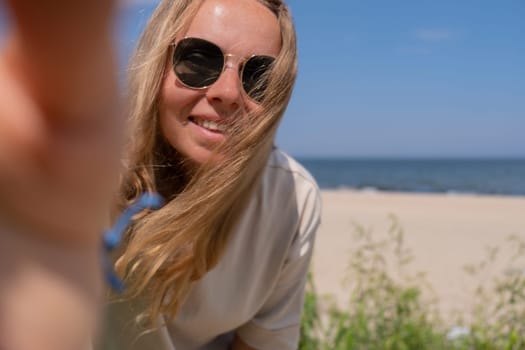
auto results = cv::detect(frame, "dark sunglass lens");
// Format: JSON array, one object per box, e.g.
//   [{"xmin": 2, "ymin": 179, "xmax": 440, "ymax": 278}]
[
  {"xmin": 173, "ymin": 38, "xmax": 224, "ymax": 88},
  {"xmin": 242, "ymin": 56, "xmax": 275, "ymax": 102}
]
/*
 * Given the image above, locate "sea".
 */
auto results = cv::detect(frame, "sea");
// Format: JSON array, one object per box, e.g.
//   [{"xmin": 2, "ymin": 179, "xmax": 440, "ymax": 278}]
[{"xmin": 297, "ymin": 158, "xmax": 525, "ymax": 196}]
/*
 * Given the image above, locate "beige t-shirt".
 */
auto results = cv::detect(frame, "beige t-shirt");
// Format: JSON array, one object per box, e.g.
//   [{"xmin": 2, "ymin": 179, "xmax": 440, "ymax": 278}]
[{"xmin": 98, "ymin": 149, "xmax": 321, "ymax": 350}]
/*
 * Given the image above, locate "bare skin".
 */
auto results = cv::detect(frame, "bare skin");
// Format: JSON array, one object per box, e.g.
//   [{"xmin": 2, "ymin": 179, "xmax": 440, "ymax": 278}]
[
  {"xmin": 0, "ymin": 1, "xmax": 121, "ymax": 349},
  {"xmin": 231, "ymin": 335, "xmax": 257, "ymax": 350}
]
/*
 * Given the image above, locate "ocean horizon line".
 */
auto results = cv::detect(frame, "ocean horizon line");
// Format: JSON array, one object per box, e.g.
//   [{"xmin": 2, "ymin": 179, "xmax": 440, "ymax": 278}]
[
  {"xmin": 318, "ymin": 185, "xmax": 525, "ymax": 198},
  {"xmin": 294, "ymin": 155, "xmax": 525, "ymax": 161},
  {"xmin": 296, "ymin": 158, "xmax": 525, "ymax": 197}
]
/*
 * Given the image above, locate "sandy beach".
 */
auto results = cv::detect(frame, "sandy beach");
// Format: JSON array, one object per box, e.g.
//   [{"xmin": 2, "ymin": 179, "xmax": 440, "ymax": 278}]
[{"xmin": 312, "ymin": 190, "xmax": 525, "ymax": 322}]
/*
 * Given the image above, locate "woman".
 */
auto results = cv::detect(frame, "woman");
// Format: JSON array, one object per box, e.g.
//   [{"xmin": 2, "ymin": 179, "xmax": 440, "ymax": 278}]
[{"xmin": 99, "ymin": 0, "xmax": 321, "ymax": 349}]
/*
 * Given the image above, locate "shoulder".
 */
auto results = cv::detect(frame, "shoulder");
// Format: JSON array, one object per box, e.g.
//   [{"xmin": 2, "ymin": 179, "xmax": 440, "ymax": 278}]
[
  {"xmin": 264, "ymin": 148, "xmax": 320, "ymax": 198},
  {"xmin": 259, "ymin": 148, "xmax": 322, "ymax": 225},
  {"xmin": 266, "ymin": 147, "xmax": 317, "ymax": 181},
  {"xmin": 235, "ymin": 147, "xmax": 321, "ymax": 251}
]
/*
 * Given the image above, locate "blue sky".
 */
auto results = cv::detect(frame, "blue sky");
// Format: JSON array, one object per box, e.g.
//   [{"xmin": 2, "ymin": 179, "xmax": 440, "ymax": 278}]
[
  {"xmin": 281, "ymin": 0, "xmax": 525, "ymax": 158},
  {"xmin": 2, "ymin": 1, "xmax": 524, "ymax": 158}
]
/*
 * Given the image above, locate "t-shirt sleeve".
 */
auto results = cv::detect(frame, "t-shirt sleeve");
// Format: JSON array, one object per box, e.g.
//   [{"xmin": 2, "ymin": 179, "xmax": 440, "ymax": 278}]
[{"xmin": 235, "ymin": 183, "xmax": 321, "ymax": 350}]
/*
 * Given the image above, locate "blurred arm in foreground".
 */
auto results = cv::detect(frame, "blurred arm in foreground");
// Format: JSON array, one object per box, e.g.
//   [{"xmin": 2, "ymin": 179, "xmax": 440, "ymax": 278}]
[{"xmin": 0, "ymin": 1, "xmax": 121, "ymax": 349}]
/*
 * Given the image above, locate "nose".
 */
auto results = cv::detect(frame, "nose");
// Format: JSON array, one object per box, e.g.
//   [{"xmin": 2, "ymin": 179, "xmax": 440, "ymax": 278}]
[{"xmin": 206, "ymin": 64, "xmax": 243, "ymax": 114}]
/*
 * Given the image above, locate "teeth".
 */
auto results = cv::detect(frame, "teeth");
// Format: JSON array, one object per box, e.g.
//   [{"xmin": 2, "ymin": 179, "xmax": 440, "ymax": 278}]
[{"xmin": 195, "ymin": 118, "xmax": 226, "ymax": 132}]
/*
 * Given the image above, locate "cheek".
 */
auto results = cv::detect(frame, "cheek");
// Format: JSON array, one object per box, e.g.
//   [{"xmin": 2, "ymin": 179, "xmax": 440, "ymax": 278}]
[
  {"xmin": 244, "ymin": 99, "xmax": 260, "ymax": 113},
  {"xmin": 242, "ymin": 101, "xmax": 264, "ymax": 121},
  {"xmin": 158, "ymin": 78, "xmax": 188, "ymax": 147},
  {"xmin": 159, "ymin": 72, "xmax": 196, "ymax": 121},
  {"xmin": 160, "ymin": 73, "xmax": 180, "ymax": 110}
]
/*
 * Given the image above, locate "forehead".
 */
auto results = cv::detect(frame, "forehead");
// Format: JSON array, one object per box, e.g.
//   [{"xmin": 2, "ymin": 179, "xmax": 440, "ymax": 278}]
[{"xmin": 182, "ymin": 0, "xmax": 281, "ymax": 57}]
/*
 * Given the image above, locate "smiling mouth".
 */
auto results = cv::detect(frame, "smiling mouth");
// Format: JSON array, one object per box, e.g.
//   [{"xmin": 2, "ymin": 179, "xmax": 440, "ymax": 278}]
[{"xmin": 189, "ymin": 116, "xmax": 227, "ymax": 133}]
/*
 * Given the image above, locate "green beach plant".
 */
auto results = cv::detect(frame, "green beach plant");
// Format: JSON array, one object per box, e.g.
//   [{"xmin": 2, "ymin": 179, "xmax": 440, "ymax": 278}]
[
  {"xmin": 300, "ymin": 217, "xmax": 525, "ymax": 350},
  {"xmin": 450, "ymin": 235, "xmax": 525, "ymax": 350}
]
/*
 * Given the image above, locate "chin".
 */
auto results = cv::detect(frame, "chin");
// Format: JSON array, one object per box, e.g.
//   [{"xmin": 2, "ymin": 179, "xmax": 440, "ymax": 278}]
[{"xmin": 186, "ymin": 149, "xmax": 226, "ymax": 168}]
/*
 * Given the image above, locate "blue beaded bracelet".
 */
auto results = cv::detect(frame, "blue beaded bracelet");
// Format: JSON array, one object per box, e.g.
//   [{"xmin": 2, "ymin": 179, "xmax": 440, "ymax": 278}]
[{"xmin": 102, "ymin": 193, "xmax": 164, "ymax": 292}]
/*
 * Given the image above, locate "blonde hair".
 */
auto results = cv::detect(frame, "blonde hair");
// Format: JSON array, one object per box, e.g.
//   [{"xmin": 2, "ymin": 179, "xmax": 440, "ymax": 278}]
[{"xmin": 115, "ymin": 0, "xmax": 298, "ymax": 323}]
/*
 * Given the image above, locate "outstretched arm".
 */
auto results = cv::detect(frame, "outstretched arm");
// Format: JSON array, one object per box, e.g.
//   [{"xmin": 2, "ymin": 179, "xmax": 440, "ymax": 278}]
[
  {"xmin": 0, "ymin": 0, "xmax": 120, "ymax": 245},
  {"xmin": 0, "ymin": 1, "xmax": 121, "ymax": 349}
]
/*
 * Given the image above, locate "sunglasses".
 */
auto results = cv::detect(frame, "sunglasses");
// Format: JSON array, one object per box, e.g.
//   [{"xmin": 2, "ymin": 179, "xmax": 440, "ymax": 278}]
[{"xmin": 172, "ymin": 37, "xmax": 275, "ymax": 103}]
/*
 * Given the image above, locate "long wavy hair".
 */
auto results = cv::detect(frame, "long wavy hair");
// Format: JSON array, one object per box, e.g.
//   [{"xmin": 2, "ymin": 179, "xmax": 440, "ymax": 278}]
[{"xmin": 114, "ymin": 0, "xmax": 297, "ymax": 324}]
